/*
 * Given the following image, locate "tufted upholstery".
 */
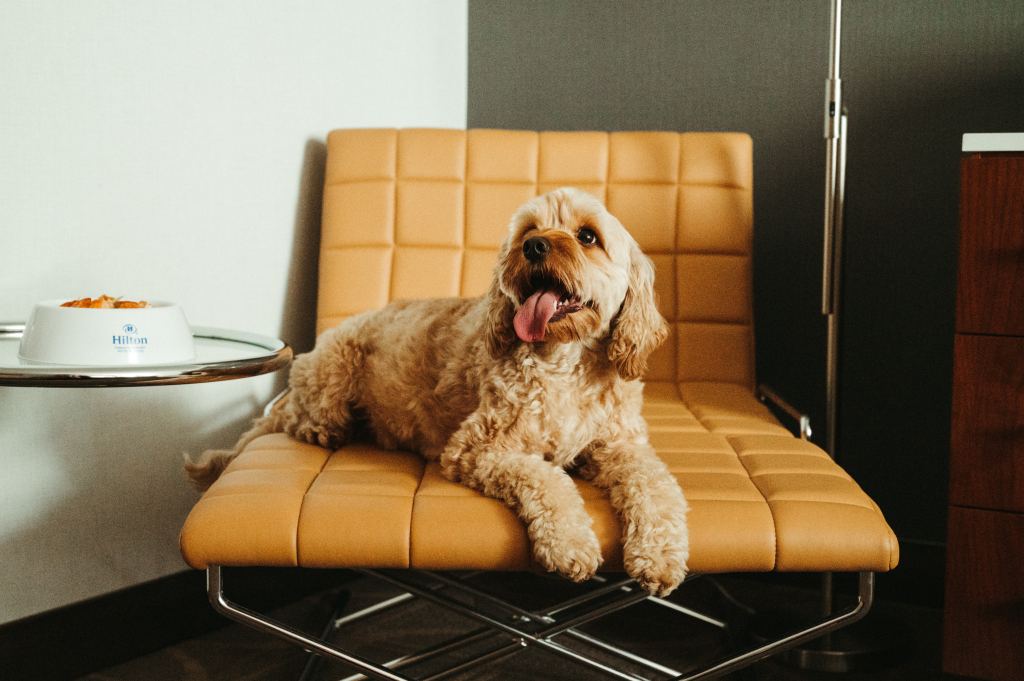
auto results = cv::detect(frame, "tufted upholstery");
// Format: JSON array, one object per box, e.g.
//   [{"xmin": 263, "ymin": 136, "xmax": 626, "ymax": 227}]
[
  {"xmin": 317, "ymin": 129, "xmax": 754, "ymax": 386},
  {"xmin": 180, "ymin": 129, "xmax": 898, "ymax": 575}
]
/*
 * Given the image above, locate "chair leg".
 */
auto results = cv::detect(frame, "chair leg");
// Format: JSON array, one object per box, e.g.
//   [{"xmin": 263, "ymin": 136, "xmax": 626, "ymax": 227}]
[
  {"xmin": 590, "ymin": 574, "xmax": 730, "ymax": 629},
  {"xmin": 363, "ymin": 570, "xmax": 678, "ymax": 681},
  {"xmin": 207, "ymin": 567, "xmax": 415, "ymax": 681},
  {"xmin": 206, "ymin": 566, "xmax": 875, "ymax": 681},
  {"xmin": 355, "ymin": 570, "xmax": 682, "ymax": 681},
  {"xmin": 675, "ymin": 572, "xmax": 875, "ymax": 681},
  {"xmin": 329, "ymin": 571, "xmax": 679, "ymax": 679}
]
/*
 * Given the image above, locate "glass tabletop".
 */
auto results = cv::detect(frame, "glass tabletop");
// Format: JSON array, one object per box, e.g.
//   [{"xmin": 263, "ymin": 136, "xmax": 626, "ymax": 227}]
[{"xmin": 0, "ymin": 324, "xmax": 292, "ymax": 387}]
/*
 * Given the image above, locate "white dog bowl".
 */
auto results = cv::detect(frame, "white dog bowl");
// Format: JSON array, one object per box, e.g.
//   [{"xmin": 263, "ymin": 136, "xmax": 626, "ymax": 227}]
[{"xmin": 18, "ymin": 300, "xmax": 196, "ymax": 366}]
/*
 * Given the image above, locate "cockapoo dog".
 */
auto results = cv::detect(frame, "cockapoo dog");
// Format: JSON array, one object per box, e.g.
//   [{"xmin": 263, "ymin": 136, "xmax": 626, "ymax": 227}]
[{"xmin": 187, "ymin": 187, "xmax": 689, "ymax": 596}]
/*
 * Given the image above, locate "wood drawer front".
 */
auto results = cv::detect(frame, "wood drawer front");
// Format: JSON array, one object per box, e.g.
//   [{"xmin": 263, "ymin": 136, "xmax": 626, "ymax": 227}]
[
  {"xmin": 950, "ymin": 333, "xmax": 1024, "ymax": 512},
  {"xmin": 943, "ymin": 506, "xmax": 1024, "ymax": 681},
  {"xmin": 956, "ymin": 154, "xmax": 1024, "ymax": 336}
]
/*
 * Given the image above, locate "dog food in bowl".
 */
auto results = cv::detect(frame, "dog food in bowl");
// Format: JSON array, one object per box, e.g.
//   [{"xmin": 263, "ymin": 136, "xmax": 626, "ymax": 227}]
[
  {"xmin": 61, "ymin": 294, "xmax": 150, "ymax": 309},
  {"xmin": 19, "ymin": 296, "xmax": 195, "ymax": 366}
]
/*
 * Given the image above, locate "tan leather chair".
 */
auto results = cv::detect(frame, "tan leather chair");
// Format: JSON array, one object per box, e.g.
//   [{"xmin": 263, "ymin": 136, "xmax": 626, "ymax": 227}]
[{"xmin": 180, "ymin": 129, "xmax": 897, "ymax": 680}]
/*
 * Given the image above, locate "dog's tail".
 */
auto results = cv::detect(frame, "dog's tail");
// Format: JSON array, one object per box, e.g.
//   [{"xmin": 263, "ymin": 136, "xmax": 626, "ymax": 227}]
[{"xmin": 184, "ymin": 392, "xmax": 289, "ymax": 492}]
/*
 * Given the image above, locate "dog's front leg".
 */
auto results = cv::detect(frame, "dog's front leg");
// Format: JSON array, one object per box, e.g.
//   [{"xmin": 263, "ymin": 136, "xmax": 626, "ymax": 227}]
[
  {"xmin": 441, "ymin": 426, "xmax": 602, "ymax": 583},
  {"xmin": 583, "ymin": 440, "xmax": 688, "ymax": 596}
]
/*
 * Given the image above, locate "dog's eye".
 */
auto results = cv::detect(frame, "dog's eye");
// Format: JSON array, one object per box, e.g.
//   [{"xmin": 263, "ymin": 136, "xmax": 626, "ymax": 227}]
[{"xmin": 577, "ymin": 227, "xmax": 598, "ymax": 246}]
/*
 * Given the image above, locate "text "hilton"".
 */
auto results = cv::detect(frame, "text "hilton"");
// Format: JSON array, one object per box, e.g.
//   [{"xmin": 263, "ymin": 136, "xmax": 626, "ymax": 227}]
[{"xmin": 112, "ymin": 335, "xmax": 148, "ymax": 346}]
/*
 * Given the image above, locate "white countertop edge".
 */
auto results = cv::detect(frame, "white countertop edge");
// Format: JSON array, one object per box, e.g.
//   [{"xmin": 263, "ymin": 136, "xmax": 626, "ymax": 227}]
[{"xmin": 962, "ymin": 133, "xmax": 1024, "ymax": 152}]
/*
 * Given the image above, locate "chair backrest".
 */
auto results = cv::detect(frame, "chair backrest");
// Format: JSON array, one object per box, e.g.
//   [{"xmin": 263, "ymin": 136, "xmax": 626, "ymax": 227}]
[{"xmin": 317, "ymin": 129, "xmax": 753, "ymax": 386}]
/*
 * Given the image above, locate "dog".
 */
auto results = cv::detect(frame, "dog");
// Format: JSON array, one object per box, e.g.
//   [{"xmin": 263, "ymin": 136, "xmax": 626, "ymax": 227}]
[{"xmin": 186, "ymin": 187, "xmax": 689, "ymax": 596}]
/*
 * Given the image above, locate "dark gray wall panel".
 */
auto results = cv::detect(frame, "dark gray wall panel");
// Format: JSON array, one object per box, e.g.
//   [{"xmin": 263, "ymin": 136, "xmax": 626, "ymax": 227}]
[{"xmin": 468, "ymin": 0, "xmax": 1024, "ymax": 580}]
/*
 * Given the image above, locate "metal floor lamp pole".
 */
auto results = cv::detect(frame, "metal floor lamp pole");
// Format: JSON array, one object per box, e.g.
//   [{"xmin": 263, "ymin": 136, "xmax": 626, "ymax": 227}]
[
  {"xmin": 823, "ymin": 0, "xmax": 846, "ymax": 461},
  {"xmin": 821, "ymin": 0, "xmax": 848, "ymax": 640},
  {"xmin": 778, "ymin": 0, "xmax": 902, "ymax": 671}
]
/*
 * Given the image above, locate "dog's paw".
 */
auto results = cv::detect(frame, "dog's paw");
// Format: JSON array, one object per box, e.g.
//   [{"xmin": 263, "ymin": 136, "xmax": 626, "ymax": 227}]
[
  {"xmin": 624, "ymin": 538, "xmax": 688, "ymax": 597},
  {"xmin": 289, "ymin": 421, "xmax": 342, "ymax": 450},
  {"xmin": 532, "ymin": 524, "xmax": 602, "ymax": 583}
]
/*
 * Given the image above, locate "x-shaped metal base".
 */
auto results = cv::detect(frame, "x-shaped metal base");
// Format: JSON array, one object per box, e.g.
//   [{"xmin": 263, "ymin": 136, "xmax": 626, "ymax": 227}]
[{"xmin": 206, "ymin": 567, "xmax": 874, "ymax": 681}]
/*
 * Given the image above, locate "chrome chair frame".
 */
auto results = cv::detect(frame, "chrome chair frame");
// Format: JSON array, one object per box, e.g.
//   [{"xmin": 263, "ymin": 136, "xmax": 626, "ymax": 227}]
[
  {"xmin": 207, "ymin": 566, "xmax": 874, "ymax": 681},
  {"xmin": 756, "ymin": 384, "xmax": 813, "ymax": 441},
  {"xmin": 220, "ymin": 388, "xmax": 860, "ymax": 680}
]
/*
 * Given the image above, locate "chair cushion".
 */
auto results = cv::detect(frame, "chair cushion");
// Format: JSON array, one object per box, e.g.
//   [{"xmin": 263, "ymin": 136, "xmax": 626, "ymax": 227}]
[{"xmin": 180, "ymin": 382, "xmax": 899, "ymax": 574}]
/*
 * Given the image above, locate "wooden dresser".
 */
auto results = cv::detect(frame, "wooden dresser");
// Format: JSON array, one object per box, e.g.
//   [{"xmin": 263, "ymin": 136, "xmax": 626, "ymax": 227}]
[{"xmin": 944, "ymin": 134, "xmax": 1024, "ymax": 681}]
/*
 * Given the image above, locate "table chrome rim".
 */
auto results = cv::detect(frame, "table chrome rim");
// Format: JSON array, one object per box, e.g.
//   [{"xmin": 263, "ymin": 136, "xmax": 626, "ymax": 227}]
[{"xmin": 0, "ymin": 324, "xmax": 292, "ymax": 387}]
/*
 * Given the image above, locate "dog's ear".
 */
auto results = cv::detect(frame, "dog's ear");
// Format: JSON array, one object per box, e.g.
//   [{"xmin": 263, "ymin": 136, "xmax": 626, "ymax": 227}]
[
  {"xmin": 608, "ymin": 242, "xmax": 668, "ymax": 380},
  {"xmin": 483, "ymin": 276, "xmax": 516, "ymax": 358}
]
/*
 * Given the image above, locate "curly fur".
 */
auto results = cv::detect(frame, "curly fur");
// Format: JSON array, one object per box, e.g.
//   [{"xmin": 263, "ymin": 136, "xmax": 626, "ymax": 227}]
[{"xmin": 185, "ymin": 187, "xmax": 688, "ymax": 595}]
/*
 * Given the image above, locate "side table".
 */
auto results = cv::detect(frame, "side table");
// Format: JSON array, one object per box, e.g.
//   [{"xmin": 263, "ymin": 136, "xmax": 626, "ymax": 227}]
[
  {"xmin": 0, "ymin": 322, "xmax": 292, "ymax": 674},
  {"xmin": 0, "ymin": 324, "xmax": 291, "ymax": 388}
]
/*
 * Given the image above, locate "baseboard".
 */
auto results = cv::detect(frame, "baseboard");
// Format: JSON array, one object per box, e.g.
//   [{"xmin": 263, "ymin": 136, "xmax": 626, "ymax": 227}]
[{"xmin": 0, "ymin": 567, "xmax": 354, "ymax": 681}]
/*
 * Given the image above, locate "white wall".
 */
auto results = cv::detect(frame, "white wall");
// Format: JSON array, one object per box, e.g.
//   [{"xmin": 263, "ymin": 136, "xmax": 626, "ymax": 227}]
[{"xmin": 0, "ymin": 0, "xmax": 467, "ymax": 624}]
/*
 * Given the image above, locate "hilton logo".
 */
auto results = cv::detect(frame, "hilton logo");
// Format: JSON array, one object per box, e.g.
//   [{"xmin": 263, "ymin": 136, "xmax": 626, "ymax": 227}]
[{"xmin": 112, "ymin": 323, "xmax": 148, "ymax": 348}]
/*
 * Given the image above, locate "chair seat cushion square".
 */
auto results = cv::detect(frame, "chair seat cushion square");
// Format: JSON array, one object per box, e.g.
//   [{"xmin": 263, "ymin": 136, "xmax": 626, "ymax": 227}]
[{"xmin": 180, "ymin": 382, "xmax": 899, "ymax": 574}]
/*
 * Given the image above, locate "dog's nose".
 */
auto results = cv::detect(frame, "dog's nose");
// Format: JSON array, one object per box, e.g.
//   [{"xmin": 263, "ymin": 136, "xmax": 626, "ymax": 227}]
[{"xmin": 523, "ymin": 236, "xmax": 551, "ymax": 263}]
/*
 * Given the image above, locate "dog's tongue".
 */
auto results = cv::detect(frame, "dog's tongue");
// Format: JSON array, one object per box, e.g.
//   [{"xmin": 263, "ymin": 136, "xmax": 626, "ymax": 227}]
[{"xmin": 514, "ymin": 290, "xmax": 560, "ymax": 342}]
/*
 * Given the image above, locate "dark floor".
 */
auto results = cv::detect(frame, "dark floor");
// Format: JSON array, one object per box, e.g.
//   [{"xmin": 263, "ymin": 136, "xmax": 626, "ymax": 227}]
[{"xmin": 76, "ymin": 573, "xmax": 967, "ymax": 681}]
